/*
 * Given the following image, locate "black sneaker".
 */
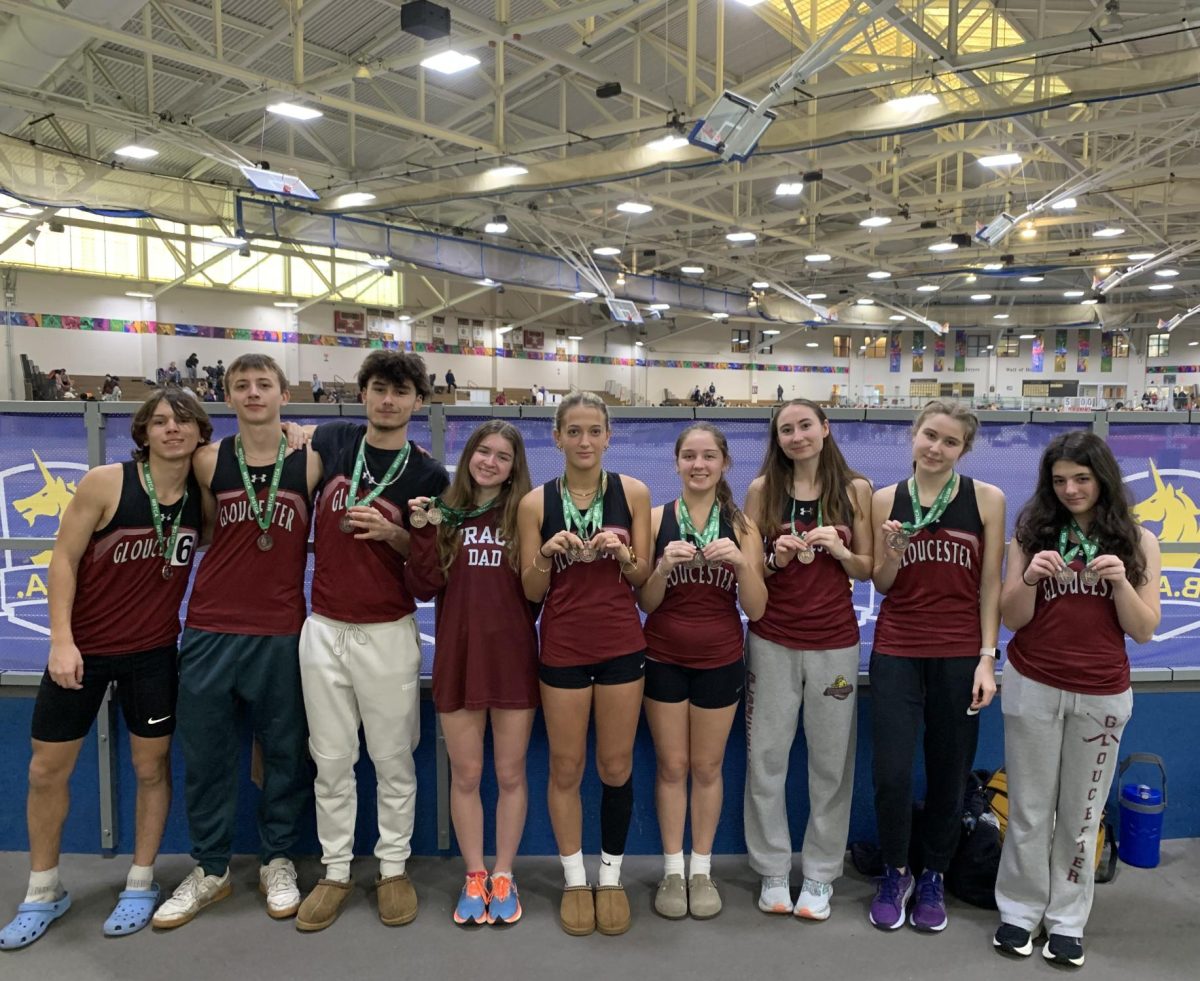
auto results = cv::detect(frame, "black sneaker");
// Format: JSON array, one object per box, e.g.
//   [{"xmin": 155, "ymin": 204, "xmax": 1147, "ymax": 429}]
[
  {"xmin": 993, "ymin": 922, "xmax": 1033, "ymax": 957},
  {"xmin": 1043, "ymin": 933, "xmax": 1085, "ymax": 967}
]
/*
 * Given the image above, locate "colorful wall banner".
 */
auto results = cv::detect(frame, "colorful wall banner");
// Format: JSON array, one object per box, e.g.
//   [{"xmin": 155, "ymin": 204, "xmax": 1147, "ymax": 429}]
[
  {"xmin": 911, "ymin": 331, "xmax": 924, "ymax": 372},
  {"xmin": 1031, "ymin": 330, "xmax": 1044, "ymax": 372},
  {"xmin": 1077, "ymin": 333, "xmax": 1089, "ymax": 372},
  {"xmin": 889, "ymin": 331, "xmax": 902, "ymax": 372},
  {"xmin": 1102, "ymin": 331, "xmax": 1113, "ymax": 373},
  {"xmin": 954, "ymin": 329, "xmax": 966, "ymax": 372},
  {"xmin": 1054, "ymin": 329, "xmax": 1068, "ymax": 372},
  {"xmin": 2, "ymin": 310, "xmax": 848, "ymax": 374},
  {"xmin": 934, "ymin": 335, "xmax": 945, "ymax": 372}
]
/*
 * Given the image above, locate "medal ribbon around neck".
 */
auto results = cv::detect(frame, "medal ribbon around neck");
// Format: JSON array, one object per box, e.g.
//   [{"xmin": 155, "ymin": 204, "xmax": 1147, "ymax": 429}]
[
  {"xmin": 428, "ymin": 495, "xmax": 498, "ymax": 529},
  {"xmin": 788, "ymin": 497, "xmax": 824, "ymax": 537},
  {"xmin": 678, "ymin": 497, "xmax": 721, "ymax": 551},
  {"xmin": 901, "ymin": 472, "xmax": 957, "ymax": 535},
  {"xmin": 235, "ymin": 435, "xmax": 286, "ymax": 535},
  {"xmin": 1058, "ymin": 520, "xmax": 1100, "ymax": 565},
  {"xmin": 561, "ymin": 470, "xmax": 607, "ymax": 540},
  {"xmin": 347, "ymin": 437, "xmax": 411, "ymax": 513},
  {"xmin": 142, "ymin": 461, "xmax": 187, "ymax": 574}
]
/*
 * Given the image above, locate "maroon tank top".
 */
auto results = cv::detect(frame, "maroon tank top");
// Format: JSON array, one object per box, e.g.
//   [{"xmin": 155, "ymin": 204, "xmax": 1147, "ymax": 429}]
[
  {"xmin": 186, "ymin": 436, "xmax": 311, "ymax": 636},
  {"xmin": 537, "ymin": 473, "xmax": 645, "ymax": 667},
  {"xmin": 72, "ymin": 461, "xmax": 202, "ymax": 655},
  {"xmin": 750, "ymin": 495, "xmax": 859, "ymax": 651},
  {"xmin": 643, "ymin": 501, "xmax": 744, "ymax": 669},
  {"xmin": 1006, "ymin": 555, "xmax": 1129, "ymax": 694},
  {"xmin": 873, "ymin": 475, "xmax": 984, "ymax": 658}
]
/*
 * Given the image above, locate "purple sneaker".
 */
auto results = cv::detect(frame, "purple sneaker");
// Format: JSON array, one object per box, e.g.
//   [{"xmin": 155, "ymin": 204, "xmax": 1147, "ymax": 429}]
[
  {"xmin": 908, "ymin": 870, "xmax": 947, "ymax": 932},
  {"xmin": 868, "ymin": 866, "xmax": 914, "ymax": 930}
]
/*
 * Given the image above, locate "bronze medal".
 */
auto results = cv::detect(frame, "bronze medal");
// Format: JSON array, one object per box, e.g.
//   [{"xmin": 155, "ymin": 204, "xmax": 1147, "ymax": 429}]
[
  {"xmin": 688, "ymin": 552, "xmax": 707, "ymax": 570},
  {"xmin": 1081, "ymin": 567, "xmax": 1101, "ymax": 587},
  {"xmin": 257, "ymin": 532, "xmax": 274, "ymax": 551},
  {"xmin": 1055, "ymin": 566, "xmax": 1076, "ymax": 587},
  {"xmin": 578, "ymin": 545, "xmax": 597, "ymax": 563},
  {"xmin": 886, "ymin": 529, "xmax": 910, "ymax": 552},
  {"xmin": 161, "ymin": 564, "xmax": 173, "ymax": 581},
  {"xmin": 339, "ymin": 514, "xmax": 354, "ymax": 533},
  {"xmin": 427, "ymin": 507, "xmax": 444, "ymax": 526},
  {"xmin": 410, "ymin": 508, "xmax": 429, "ymax": 529},
  {"xmin": 797, "ymin": 545, "xmax": 816, "ymax": 565}
]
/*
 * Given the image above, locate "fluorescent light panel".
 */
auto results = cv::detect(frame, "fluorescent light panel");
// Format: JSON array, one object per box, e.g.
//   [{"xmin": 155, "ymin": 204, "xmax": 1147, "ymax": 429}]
[
  {"xmin": 726, "ymin": 230, "xmax": 757, "ymax": 242},
  {"xmin": 593, "ymin": 246, "xmax": 621, "ymax": 256},
  {"xmin": 860, "ymin": 215, "xmax": 892, "ymax": 228},
  {"xmin": 617, "ymin": 201, "xmax": 653, "ymax": 214},
  {"xmin": 114, "ymin": 144, "xmax": 158, "ymax": 159},
  {"xmin": 887, "ymin": 93, "xmax": 940, "ymax": 111},
  {"xmin": 420, "ymin": 50, "xmax": 480, "ymax": 74},
  {"xmin": 775, "ymin": 181, "xmax": 805, "ymax": 196},
  {"xmin": 978, "ymin": 152, "xmax": 1023, "ymax": 167},
  {"xmin": 267, "ymin": 102, "xmax": 323, "ymax": 120}
]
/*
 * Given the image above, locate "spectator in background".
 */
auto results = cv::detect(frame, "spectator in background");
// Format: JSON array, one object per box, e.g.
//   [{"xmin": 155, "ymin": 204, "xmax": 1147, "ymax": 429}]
[
  {"xmin": 537, "ymin": 386, "xmax": 547, "ymax": 406},
  {"xmin": 495, "ymin": 391, "xmax": 508, "ymax": 405},
  {"xmin": 311, "ymin": 374, "xmax": 324, "ymax": 403},
  {"xmin": 776, "ymin": 384, "xmax": 784, "ymax": 403},
  {"xmin": 165, "ymin": 362, "xmax": 182, "ymax": 385},
  {"xmin": 530, "ymin": 384, "xmax": 538, "ymax": 405},
  {"xmin": 691, "ymin": 386, "xmax": 702, "ymax": 404},
  {"xmin": 445, "ymin": 369, "xmax": 457, "ymax": 393},
  {"xmin": 708, "ymin": 382, "xmax": 716, "ymax": 397},
  {"xmin": 186, "ymin": 353, "xmax": 199, "ymax": 382}
]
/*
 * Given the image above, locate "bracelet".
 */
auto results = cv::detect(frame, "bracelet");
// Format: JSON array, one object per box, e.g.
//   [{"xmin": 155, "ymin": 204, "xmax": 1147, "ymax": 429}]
[
  {"xmin": 979, "ymin": 647, "xmax": 999, "ymax": 659},
  {"xmin": 1021, "ymin": 572, "xmax": 1037, "ymax": 587},
  {"xmin": 532, "ymin": 555, "xmax": 552, "ymax": 574},
  {"xmin": 765, "ymin": 552, "xmax": 779, "ymax": 572},
  {"xmin": 539, "ymin": 543, "xmax": 552, "ymax": 559}
]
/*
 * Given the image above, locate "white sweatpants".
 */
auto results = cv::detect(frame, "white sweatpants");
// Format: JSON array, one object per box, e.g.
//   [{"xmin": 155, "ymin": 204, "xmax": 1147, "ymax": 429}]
[
  {"xmin": 299, "ymin": 612, "xmax": 423, "ymax": 878},
  {"xmin": 995, "ymin": 662, "xmax": 1132, "ymax": 938}
]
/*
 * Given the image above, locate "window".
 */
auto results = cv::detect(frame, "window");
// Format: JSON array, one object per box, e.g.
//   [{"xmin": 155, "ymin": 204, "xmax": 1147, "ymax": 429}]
[
  {"xmin": 1148, "ymin": 333, "xmax": 1170, "ymax": 358},
  {"xmin": 731, "ymin": 329, "xmax": 751, "ymax": 353},
  {"xmin": 756, "ymin": 330, "xmax": 774, "ymax": 355},
  {"xmin": 833, "ymin": 334, "xmax": 851, "ymax": 357},
  {"xmin": 966, "ymin": 333, "xmax": 990, "ymax": 357},
  {"xmin": 996, "ymin": 335, "xmax": 1020, "ymax": 357},
  {"xmin": 1113, "ymin": 334, "xmax": 1130, "ymax": 358},
  {"xmin": 864, "ymin": 335, "xmax": 888, "ymax": 358}
]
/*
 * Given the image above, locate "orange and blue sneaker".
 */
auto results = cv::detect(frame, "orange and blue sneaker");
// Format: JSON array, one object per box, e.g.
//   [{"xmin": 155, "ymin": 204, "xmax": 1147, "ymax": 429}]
[
  {"xmin": 453, "ymin": 871, "xmax": 490, "ymax": 926},
  {"xmin": 487, "ymin": 873, "xmax": 522, "ymax": 925}
]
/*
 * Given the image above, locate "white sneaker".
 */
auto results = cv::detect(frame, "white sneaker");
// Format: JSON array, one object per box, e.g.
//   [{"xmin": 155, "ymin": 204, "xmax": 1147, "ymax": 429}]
[
  {"xmin": 152, "ymin": 867, "xmax": 231, "ymax": 929},
  {"xmin": 259, "ymin": 858, "xmax": 301, "ymax": 919},
  {"xmin": 757, "ymin": 875, "xmax": 793, "ymax": 914},
  {"xmin": 794, "ymin": 878, "xmax": 833, "ymax": 921}
]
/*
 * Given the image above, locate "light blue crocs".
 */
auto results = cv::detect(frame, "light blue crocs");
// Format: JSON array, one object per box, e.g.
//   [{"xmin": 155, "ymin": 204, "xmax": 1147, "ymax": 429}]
[
  {"xmin": 103, "ymin": 885, "xmax": 160, "ymax": 937},
  {"xmin": 0, "ymin": 893, "xmax": 71, "ymax": 950}
]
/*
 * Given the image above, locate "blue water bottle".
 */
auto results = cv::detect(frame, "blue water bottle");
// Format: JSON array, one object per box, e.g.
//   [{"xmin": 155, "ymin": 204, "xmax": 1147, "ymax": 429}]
[{"xmin": 1117, "ymin": 753, "xmax": 1167, "ymax": 869}]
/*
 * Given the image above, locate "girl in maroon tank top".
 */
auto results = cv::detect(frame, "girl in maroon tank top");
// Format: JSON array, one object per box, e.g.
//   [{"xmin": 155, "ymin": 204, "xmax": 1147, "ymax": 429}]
[
  {"xmin": 743, "ymin": 400, "xmax": 874, "ymax": 920},
  {"xmin": 994, "ymin": 433, "xmax": 1160, "ymax": 962},
  {"xmin": 516, "ymin": 392, "xmax": 652, "ymax": 938},
  {"xmin": 867, "ymin": 401, "xmax": 1006, "ymax": 933},
  {"xmin": 403, "ymin": 421, "xmax": 537, "ymax": 926},
  {"xmin": 639, "ymin": 423, "xmax": 767, "ymax": 920}
]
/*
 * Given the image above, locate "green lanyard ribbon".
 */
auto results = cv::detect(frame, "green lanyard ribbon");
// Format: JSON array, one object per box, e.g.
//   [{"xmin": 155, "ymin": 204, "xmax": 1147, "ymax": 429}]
[
  {"xmin": 561, "ymin": 471, "xmax": 607, "ymax": 539},
  {"xmin": 235, "ymin": 435, "xmax": 286, "ymax": 533},
  {"xmin": 788, "ymin": 498, "xmax": 824, "ymax": 536},
  {"xmin": 678, "ymin": 498, "xmax": 720, "ymax": 549},
  {"xmin": 429, "ymin": 495, "xmax": 498, "ymax": 529},
  {"xmin": 348, "ymin": 437, "xmax": 411, "ymax": 511},
  {"xmin": 1058, "ymin": 520, "xmax": 1100, "ymax": 564},
  {"xmin": 901, "ymin": 472, "xmax": 957, "ymax": 534},
  {"xmin": 142, "ymin": 462, "xmax": 188, "ymax": 570}
]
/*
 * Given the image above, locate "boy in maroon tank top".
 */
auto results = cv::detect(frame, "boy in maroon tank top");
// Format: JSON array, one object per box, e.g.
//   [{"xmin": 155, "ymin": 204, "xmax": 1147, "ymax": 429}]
[
  {"xmin": 868, "ymin": 401, "xmax": 1005, "ymax": 935},
  {"xmin": 0, "ymin": 389, "xmax": 210, "ymax": 950},
  {"xmin": 993, "ymin": 432, "xmax": 1160, "ymax": 967},
  {"xmin": 156, "ymin": 355, "xmax": 322, "ymax": 930}
]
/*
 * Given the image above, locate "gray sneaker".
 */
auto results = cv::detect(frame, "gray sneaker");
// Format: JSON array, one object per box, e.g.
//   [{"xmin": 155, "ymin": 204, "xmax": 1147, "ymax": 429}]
[
  {"xmin": 688, "ymin": 874, "xmax": 722, "ymax": 919},
  {"xmin": 654, "ymin": 874, "xmax": 687, "ymax": 919}
]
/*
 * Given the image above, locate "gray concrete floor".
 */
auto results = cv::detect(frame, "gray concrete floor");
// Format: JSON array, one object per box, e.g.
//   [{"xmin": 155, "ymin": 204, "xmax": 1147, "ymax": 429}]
[{"xmin": 0, "ymin": 844, "xmax": 1197, "ymax": 979}]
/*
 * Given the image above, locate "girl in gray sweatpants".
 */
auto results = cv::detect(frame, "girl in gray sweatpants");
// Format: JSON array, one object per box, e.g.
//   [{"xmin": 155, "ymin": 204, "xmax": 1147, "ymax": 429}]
[
  {"xmin": 742, "ymin": 400, "xmax": 876, "ymax": 919},
  {"xmin": 994, "ymin": 432, "xmax": 1161, "ymax": 967}
]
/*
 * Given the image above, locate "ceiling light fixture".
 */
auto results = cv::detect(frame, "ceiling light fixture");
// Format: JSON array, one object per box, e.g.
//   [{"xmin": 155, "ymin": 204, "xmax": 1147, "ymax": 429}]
[
  {"xmin": 887, "ymin": 92, "xmax": 940, "ymax": 111},
  {"xmin": 1128, "ymin": 252, "xmax": 1155, "ymax": 261},
  {"xmin": 1063, "ymin": 290, "xmax": 1086, "ymax": 298},
  {"xmin": 647, "ymin": 134, "xmax": 689, "ymax": 151},
  {"xmin": 211, "ymin": 234, "xmax": 248, "ymax": 247},
  {"xmin": 484, "ymin": 215, "xmax": 508, "ymax": 234},
  {"xmin": 648, "ymin": 302, "xmax": 670, "ymax": 311},
  {"xmin": 971, "ymin": 293, "xmax": 993, "ymax": 300},
  {"xmin": 712, "ymin": 312, "xmax": 729, "ymax": 320},
  {"xmin": 978, "ymin": 152, "xmax": 1023, "ymax": 167},
  {"xmin": 1020, "ymin": 226, "xmax": 1038, "ymax": 240},
  {"xmin": 1093, "ymin": 226, "xmax": 1125, "ymax": 238},
  {"xmin": 929, "ymin": 240, "xmax": 958, "ymax": 252},
  {"xmin": 365, "ymin": 257, "xmax": 392, "ymax": 269},
  {"xmin": 1050, "ymin": 198, "xmax": 1078, "ymax": 210},
  {"xmin": 568, "ymin": 335, "xmax": 583, "ymax": 341},
  {"xmin": 337, "ymin": 191, "xmax": 376, "ymax": 206},
  {"xmin": 1156, "ymin": 269, "xmax": 1181, "ymax": 278},
  {"xmin": 266, "ymin": 102, "xmax": 323, "ymax": 120},
  {"xmin": 762, "ymin": 328, "xmax": 781, "ymax": 335},
  {"xmin": 593, "ymin": 246, "xmax": 621, "ymax": 256},
  {"xmin": 856, "ymin": 297, "xmax": 875, "ymax": 305},
  {"xmin": 751, "ymin": 280, "xmax": 770, "ymax": 289},
  {"xmin": 776, "ymin": 181, "xmax": 805, "ymax": 196},
  {"xmin": 1081, "ymin": 297, "xmax": 1100, "ymax": 305},
  {"xmin": 994, "ymin": 313, "xmax": 1010, "ymax": 320},
  {"xmin": 420, "ymin": 49, "xmax": 481, "ymax": 74},
  {"xmin": 1148, "ymin": 283, "xmax": 1175, "ymax": 291},
  {"xmin": 1020, "ymin": 275, "xmax": 1045, "ymax": 283},
  {"xmin": 680, "ymin": 265, "xmax": 705, "ymax": 274},
  {"xmin": 273, "ymin": 300, "xmax": 299, "ymax": 308},
  {"xmin": 114, "ymin": 144, "xmax": 158, "ymax": 159},
  {"xmin": 489, "ymin": 164, "xmax": 528, "ymax": 179},
  {"xmin": 635, "ymin": 340, "xmax": 644, "ymax": 347},
  {"xmin": 807, "ymin": 292, "xmax": 827, "ymax": 300},
  {"xmin": 726, "ymin": 230, "xmax": 757, "ymax": 242},
  {"xmin": 982, "ymin": 263, "xmax": 1004, "ymax": 271},
  {"xmin": 889, "ymin": 314, "xmax": 906, "ymax": 321},
  {"xmin": 125, "ymin": 290, "xmax": 154, "ymax": 298},
  {"xmin": 617, "ymin": 201, "xmax": 653, "ymax": 214},
  {"xmin": 477, "ymin": 277, "xmax": 497, "ymax": 286},
  {"xmin": 573, "ymin": 290, "xmax": 599, "ymax": 299},
  {"xmin": 860, "ymin": 214, "xmax": 892, "ymax": 228},
  {"xmin": 805, "ymin": 253, "xmax": 831, "ymax": 262},
  {"xmin": 867, "ymin": 270, "xmax": 892, "ymax": 280},
  {"xmin": 916, "ymin": 284, "xmax": 940, "ymax": 292},
  {"xmin": 1020, "ymin": 333, "xmax": 1037, "ymax": 340}
]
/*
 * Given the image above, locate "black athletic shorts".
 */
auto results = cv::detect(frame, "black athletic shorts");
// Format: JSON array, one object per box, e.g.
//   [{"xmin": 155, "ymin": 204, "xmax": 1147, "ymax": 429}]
[
  {"xmin": 539, "ymin": 649, "xmax": 646, "ymax": 690},
  {"xmin": 31, "ymin": 644, "xmax": 179, "ymax": 742},
  {"xmin": 643, "ymin": 657, "xmax": 745, "ymax": 709}
]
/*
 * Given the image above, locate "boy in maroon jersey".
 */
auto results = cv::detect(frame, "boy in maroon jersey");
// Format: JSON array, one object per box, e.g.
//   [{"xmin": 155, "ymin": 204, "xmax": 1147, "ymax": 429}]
[
  {"xmin": 290, "ymin": 351, "xmax": 448, "ymax": 933},
  {"xmin": 0, "ymin": 389, "xmax": 210, "ymax": 950},
  {"xmin": 155, "ymin": 355, "xmax": 321, "ymax": 929}
]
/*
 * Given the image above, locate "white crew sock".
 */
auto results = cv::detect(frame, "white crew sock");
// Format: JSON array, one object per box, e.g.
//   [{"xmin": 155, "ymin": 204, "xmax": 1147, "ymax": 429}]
[
  {"xmin": 690, "ymin": 851, "xmax": 712, "ymax": 878},
  {"xmin": 663, "ymin": 851, "xmax": 685, "ymax": 878},
  {"xmin": 560, "ymin": 850, "xmax": 587, "ymax": 888},
  {"xmin": 379, "ymin": 860, "xmax": 406, "ymax": 879},
  {"xmin": 598, "ymin": 851, "xmax": 623, "ymax": 887},
  {"xmin": 25, "ymin": 868, "xmax": 62, "ymax": 903},
  {"xmin": 125, "ymin": 863, "xmax": 154, "ymax": 892},
  {"xmin": 324, "ymin": 863, "xmax": 351, "ymax": 884}
]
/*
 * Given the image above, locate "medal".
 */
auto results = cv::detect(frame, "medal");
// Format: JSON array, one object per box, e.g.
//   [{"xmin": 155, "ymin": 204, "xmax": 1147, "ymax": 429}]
[
  {"xmin": 344, "ymin": 435, "xmax": 411, "ymax": 533},
  {"xmin": 687, "ymin": 552, "xmax": 707, "ymax": 570},
  {"xmin": 788, "ymin": 498, "xmax": 826, "ymax": 561},
  {"xmin": 409, "ymin": 508, "xmax": 428, "ymax": 529},
  {"xmin": 890, "ymin": 473, "xmax": 957, "ymax": 551},
  {"xmin": 1057, "ymin": 521, "xmax": 1101, "ymax": 588},
  {"xmin": 426, "ymin": 506, "xmax": 444, "ymax": 526},
  {"xmin": 142, "ymin": 461, "xmax": 188, "ymax": 580},
  {"xmin": 1055, "ymin": 566, "xmax": 1076, "ymax": 587},
  {"xmin": 561, "ymin": 472, "xmax": 607, "ymax": 561},
  {"xmin": 1081, "ymin": 567, "xmax": 1101, "ymax": 587},
  {"xmin": 797, "ymin": 542, "xmax": 816, "ymax": 565},
  {"xmin": 236, "ymin": 434, "xmax": 286, "ymax": 550},
  {"xmin": 678, "ymin": 496, "xmax": 721, "ymax": 572}
]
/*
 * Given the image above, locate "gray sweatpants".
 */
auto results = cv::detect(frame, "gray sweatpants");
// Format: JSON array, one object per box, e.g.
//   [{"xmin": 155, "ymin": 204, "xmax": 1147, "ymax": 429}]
[
  {"xmin": 995, "ymin": 662, "xmax": 1132, "ymax": 938},
  {"xmin": 744, "ymin": 634, "xmax": 859, "ymax": 882}
]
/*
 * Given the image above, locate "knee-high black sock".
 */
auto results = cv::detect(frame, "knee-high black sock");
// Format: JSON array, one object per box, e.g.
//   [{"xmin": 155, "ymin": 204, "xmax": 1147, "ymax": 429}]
[{"xmin": 600, "ymin": 777, "xmax": 634, "ymax": 856}]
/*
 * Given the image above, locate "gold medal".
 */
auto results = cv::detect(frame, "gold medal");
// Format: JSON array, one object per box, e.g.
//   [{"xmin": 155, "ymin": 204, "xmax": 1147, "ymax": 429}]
[
  {"xmin": 410, "ymin": 508, "xmax": 429, "ymax": 528},
  {"xmin": 797, "ymin": 545, "xmax": 816, "ymax": 565},
  {"xmin": 427, "ymin": 507, "xmax": 444, "ymax": 526}
]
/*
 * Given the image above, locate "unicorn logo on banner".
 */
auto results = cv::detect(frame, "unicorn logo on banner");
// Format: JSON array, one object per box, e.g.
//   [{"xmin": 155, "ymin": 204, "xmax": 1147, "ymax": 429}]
[
  {"xmin": 1131, "ymin": 459, "xmax": 1200, "ymax": 569},
  {"xmin": 1, "ymin": 452, "xmax": 87, "ymax": 636}
]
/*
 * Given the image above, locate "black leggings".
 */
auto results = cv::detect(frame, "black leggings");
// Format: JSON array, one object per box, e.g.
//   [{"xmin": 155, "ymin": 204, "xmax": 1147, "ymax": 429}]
[{"xmin": 869, "ymin": 651, "xmax": 980, "ymax": 872}]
